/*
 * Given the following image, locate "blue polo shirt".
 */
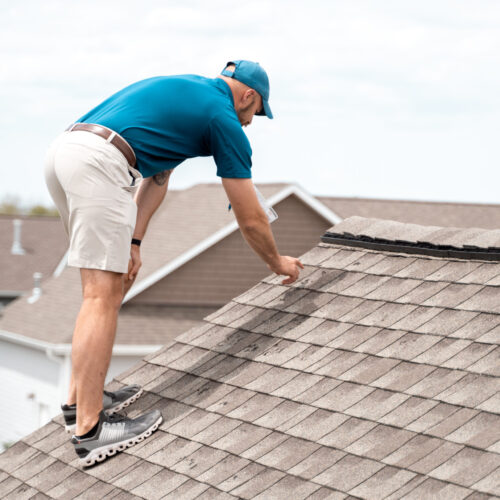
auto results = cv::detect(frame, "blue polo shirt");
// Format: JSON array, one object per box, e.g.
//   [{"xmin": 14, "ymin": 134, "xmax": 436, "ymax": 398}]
[{"xmin": 76, "ymin": 75, "xmax": 252, "ymax": 179}]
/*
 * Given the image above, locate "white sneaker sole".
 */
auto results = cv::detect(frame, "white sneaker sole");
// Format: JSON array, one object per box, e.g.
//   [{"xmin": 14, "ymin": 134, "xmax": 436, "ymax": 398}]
[
  {"xmin": 64, "ymin": 388, "xmax": 144, "ymax": 434},
  {"xmin": 78, "ymin": 414, "xmax": 162, "ymax": 467}
]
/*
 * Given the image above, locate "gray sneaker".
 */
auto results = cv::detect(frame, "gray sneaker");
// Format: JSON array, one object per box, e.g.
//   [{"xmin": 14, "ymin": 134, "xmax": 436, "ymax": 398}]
[
  {"xmin": 71, "ymin": 409, "xmax": 162, "ymax": 467},
  {"xmin": 61, "ymin": 384, "xmax": 144, "ymax": 433}
]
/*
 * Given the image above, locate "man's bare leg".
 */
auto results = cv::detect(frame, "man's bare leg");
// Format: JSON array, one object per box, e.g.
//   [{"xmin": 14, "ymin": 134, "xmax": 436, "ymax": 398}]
[
  {"xmin": 72, "ymin": 268, "xmax": 125, "ymax": 436},
  {"xmin": 66, "ymin": 272, "xmax": 137, "ymax": 408}
]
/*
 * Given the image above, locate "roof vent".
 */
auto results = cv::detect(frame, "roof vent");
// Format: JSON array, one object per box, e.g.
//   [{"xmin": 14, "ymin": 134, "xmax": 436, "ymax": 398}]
[
  {"xmin": 27, "ymin": 272, "xmax": 43, "ymax": 304},
  {"xmin": 11, "ymin": 219, "xmax": 26, "ymax": 255}
]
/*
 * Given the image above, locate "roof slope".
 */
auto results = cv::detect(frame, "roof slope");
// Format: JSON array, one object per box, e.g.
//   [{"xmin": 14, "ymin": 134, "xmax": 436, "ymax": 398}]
[
  {"xmin": 1, "ymin": 216, "xmax": 499, "ymax": 499},
  {"xmin": 320, "ymin": 196, "xmax": 500, "ymax": 229},
  {"xmin": 0, "ymin": 215, "xmax": 67, "ymax": 294}
]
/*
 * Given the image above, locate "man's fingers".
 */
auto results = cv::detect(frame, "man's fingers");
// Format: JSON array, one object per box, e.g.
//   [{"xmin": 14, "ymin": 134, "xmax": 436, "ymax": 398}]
[{"xmin": 297, "ymin": 259, "xmax": 304, "ymax": 269}]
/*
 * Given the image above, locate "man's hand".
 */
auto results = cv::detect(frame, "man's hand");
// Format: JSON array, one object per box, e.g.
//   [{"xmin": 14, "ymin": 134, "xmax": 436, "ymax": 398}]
[
  {"xmin": 128, "ymin": 244, "xmax": 142, "ymax": 281},
  {"xmin": 268, "ymin": 255, "xmax": 304, "ymax": 285}
]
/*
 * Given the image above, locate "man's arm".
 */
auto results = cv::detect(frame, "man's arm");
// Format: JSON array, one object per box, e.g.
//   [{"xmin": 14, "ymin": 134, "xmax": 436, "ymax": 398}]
[
  {"xmin": 127, "ymin": 170, "xmax": 172, "ymax": 282},
  {"xmin": 222, "ymin": 178, "xmax": 303, "ymax": 284}
]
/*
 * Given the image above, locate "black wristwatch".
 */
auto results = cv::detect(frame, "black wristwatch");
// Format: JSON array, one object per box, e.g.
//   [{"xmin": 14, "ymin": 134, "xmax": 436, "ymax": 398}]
[{"xmin": 131, "ymin": 238, "xmax": 142, "ymax": 247}]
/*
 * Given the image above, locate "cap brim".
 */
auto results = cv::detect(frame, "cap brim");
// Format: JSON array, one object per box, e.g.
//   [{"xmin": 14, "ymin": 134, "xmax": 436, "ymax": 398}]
[{"xmin": 256, "ymin": 99, "xmax": 273, "ymax": 119}]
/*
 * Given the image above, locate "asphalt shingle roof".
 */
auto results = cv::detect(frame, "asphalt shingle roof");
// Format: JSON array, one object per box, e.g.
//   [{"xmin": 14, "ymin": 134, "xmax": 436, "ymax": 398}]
[{"xmin": 1, "ymin": 216, "xmax": 499, "ymax": 499}]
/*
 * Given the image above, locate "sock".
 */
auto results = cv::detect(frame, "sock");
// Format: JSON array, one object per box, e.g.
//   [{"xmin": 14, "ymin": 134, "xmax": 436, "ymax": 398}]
[{"xmin": 76, "ymin": 420, "xmax": 99, "ymax": 440}]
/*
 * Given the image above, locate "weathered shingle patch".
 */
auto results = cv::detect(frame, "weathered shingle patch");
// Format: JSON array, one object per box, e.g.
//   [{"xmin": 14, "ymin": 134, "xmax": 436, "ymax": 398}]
[{"xmin": 1, "ymin": 216, "xmax": 499, "ymax": 499}]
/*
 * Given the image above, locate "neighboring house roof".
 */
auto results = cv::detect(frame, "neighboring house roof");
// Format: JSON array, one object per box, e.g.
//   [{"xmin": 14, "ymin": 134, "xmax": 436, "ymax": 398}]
[
  {"xmin": 319, "ymin": 196, "xmax": 500, "ymax": 229},
  {"xmin": 1, "ymin": 216, "xmax": 498, "ymax": 499},
  {"xmin": 0, "ymin": 183, "xmax": 337, "ymax": 346},
  {"xmin": 0, "ymin": 215, "xmax": 67, "ymax": 296}
]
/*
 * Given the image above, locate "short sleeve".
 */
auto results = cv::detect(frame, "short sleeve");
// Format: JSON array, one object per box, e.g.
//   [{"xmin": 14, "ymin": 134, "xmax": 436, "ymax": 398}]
[{"xmin": 206, "ymin": 113, "xmax": 252, "ymax": 178}]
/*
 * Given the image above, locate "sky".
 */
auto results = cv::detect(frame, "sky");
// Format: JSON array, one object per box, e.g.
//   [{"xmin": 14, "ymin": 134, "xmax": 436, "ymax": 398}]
[{"xmin": 1, "ymin": 0, "xmax": 500, "ymax": 207}]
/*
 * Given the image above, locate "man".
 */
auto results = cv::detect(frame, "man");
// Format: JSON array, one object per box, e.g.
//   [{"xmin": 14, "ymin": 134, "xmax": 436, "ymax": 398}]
[{"xmin": 44, "ymin": 60, "xmax": 303, "ymax": 467}]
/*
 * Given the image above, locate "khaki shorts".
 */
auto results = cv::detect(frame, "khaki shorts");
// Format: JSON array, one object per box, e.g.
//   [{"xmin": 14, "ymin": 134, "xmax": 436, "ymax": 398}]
[{"xmin": 44, "ymin": 130, "xmax": 142, "ymax": 274}]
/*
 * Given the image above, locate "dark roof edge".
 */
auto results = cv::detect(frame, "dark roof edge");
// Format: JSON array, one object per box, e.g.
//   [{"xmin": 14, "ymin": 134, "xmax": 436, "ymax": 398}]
[{"xmin": 322, "ymin": 232, "xmax": 500, "ymax": 262}]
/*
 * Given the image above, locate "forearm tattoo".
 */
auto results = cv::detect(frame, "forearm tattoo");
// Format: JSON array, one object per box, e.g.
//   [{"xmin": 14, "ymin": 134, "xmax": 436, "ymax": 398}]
[{"xmin": 152, "ymin": 170, "xmax": 171, "ymax": 186}]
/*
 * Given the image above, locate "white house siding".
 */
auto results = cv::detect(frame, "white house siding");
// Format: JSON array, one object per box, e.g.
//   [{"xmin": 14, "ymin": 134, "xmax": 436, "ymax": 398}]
[
  {"xmin": 0, "ymin": 340, "xmax": 59, "ymax": 449},
  {"xmin": 0, "ymin": 341, "xmax": 146, "ymax": 451}
]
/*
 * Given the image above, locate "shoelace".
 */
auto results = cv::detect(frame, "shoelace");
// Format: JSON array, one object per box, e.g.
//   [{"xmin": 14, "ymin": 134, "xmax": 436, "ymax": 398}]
[{"xmin": 105, "ymin": 412, "xmax": 130, "ymax": 424}]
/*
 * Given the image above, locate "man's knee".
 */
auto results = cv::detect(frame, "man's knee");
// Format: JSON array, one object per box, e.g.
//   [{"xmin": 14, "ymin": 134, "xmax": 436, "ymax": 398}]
[{"xmin": 81, "ymin": 269, "xmax": 124, "ymax": 309}]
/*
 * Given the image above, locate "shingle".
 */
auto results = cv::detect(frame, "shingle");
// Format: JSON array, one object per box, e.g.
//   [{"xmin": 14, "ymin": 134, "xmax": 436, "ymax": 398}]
[
  {"xmin": 458, "ymin": 286, "xmax": 500, "ymax": 313},
  {"xmin": 442, "ymin": 343, "xmax": 496, "ymax": 370},
  {"xmin": 288, "ymin": 447, "xmax": 346, "ymax": 480},
  {"xmin": 346, "ymin": 424, "xmax": 415, "ymax": 460},
  {"xmin": 240, "ymin": 431, "xmax": 289, "ymax": 461},
  {"xmin": 327, "ymin": 325, "xmax": 382, "ymax": 350},
  {"xmin": 468, "ymin": 347, "xmax": 500, "ymax": 376},
  {"xmin": 338, "ymin": 300, "xmax": 387, "ymax": 324},
  {"xmin": 286, "ymin": 409, "xmax": 350, "ymax": 441},
  {"xmin": 272, "ymin": 372, "xmax": 323, "ymax": 399},
  {"xmin": 111, "ymin": 460, "xmax": 162, "ymax": 491},
  {"xmin": 458, "ymin": 263, "xmax": 500, "ymax": 284},
  {"xmin": 382, "ymin": 434, "xmax": 443, "ymax": 469},
  {"xmin": 436, "ymin": 373, "xmax": 499, "ymax": 408},
  {"xmin": 224, "ymin": 360, "xmax": 273, "ymax": 388},
  {"xmin": 253, "ymin": 400, "xmax": 309, "ymax": 430},
  {"xmin": 471, "ymin": 467, "xmax": 500, "ymax": 497},
  {"xmin": 121, "ymin": 362, "xmax": 169, "ymax": 387},
  {"xmin": 273, "ymin": 316, "xmax": 325, "ymax": 340},
  {"xmin": 254, "ymin": 339, "xmax": 310, "ymax": 366},
  {"xmin": 168, "ymin": 347, "xmax": 219, "ymax": 373},
  {"xmin": 73, "ymin": 480, "xmax": 116, "ymax": 499},
  {"xmin": 167, "ymin": 409, "xmax": 221, "ymax": 439},
  {"xmin": 338, "ymin": 355, "xmax": 400, "ymax": 384},
  {"xmin": 199, "ymin": 355, "xmax": 248, "ymax": 382},
  {"xmin": 147, "ymin": 436, "xmax": 202, "ymax": 468},
  {"xmin": 477, "ymin": 392, "xmax": 500, "ymax": 413},
  {"xmin": 150, "ymin": 400, "xmax": 195, "ymax": 432},
  {"xmin": 252, "ymin": 311, "xmax": 298, "ymax": 335},
  {"xmin": 298, "ymin": 320, "xmax": 352, "ymax": 345},
  {"xmin": 0, "ymin": 442, "xmax": 38, "ymax": 473},
  {"xmin": 364, "ymin": 255, "xmax": 416, "ymax": 276},
  {"xmin": 229, "ymin": 336, "xmax": 280, "ymax": 361},
  {"xmin": 396, "ymin": 281, "xmax": 448, "ymax": 305},
  {"xmin": 314, "ymin": 382, "xmax": 375, "ymax": 412},
  {"xmin": 175, "ymin": 322, "xmax": 215, "ymax": 344},
  {"xmin": 349, "ymin": 465, "xmax": 416, "ymax": 500},
  {"xmin": 283, "ymin": 345, "xmax": 334, "ymax": 371},
  {"xmin": 340, "ymin": 275, "xmax": 391, "ymax": 298},
  {"xmin": 390, "ymin": 306, "xmax": 443, "ymax": 332},
  {"xmin": 291, "ymin": 267, "xmax": 336, "ymax": 290},
  {"xmin": 209, "ymin": 303, "xmax": 255, "ymax": 326},
  {"xmin": 243, "ymin": 285, "xmax": 289, "ymax": 307},
  {"xmin": 423, "ymin": 283, "xmax": 483, "ymax": 308},
  {"xmin": 85, "ymin": 453, "xmax": 140, "ymax": 484},
  {"xmin": 314, "ymin": 351, "xmax": 367, "ymax": 378},
  {"xmin": 343, "ymin": 252, "xmax": 387, "ymax": 272},
  {"xmin": 379, "ymin": 333, "xmax": 441, "ymax": 361},
  {"xmin": 194, "ymin": 487, "xmax": 237, "ymax": 500},
  {"xmin": 229, "ymin": 468, "xmax": 286, "ymax": 499},
  {"xmin": 211, "ymin": 423, "xmax": 272, "ymax": 455},
  {"xmin": 320, "ymin": 249, "xmax": 367, "ymax": 270},
  {"xmin": 294, "ymin": 377, "xmax": 343, "ymax": 405},
  {"xmin": 148, "ymin": 342, "xmax": 196, "ymax": 366},
  {"xmin": 234, "ymin": 282, "xmax": 273, "ymax": 304},
  {"xmin": 22, "ymin": 422, "xmax": 60, "ymax": 447},
  {"xmin": 430, "ymin": 448, "xmax": 500, "ymax": 488},
  {"xmin": 0, "ymin": 477, "xmax": 22, "ymax": 497},
  {"xmin": 283, "ymin": 290, "xmax": 334, "ymax": 315},
  {"xmin": 217, "ymin": 462, "xmax": 266, "ymax": 493},
  {"xmin": 244, "ymin": 366, "xmax": 299, "ymax": 393},
  {"xmin": 345, "ymin": 389, "xmax": 410, "ymax": 421},
  {"xmin": 400, "ymin": 477, "xmax": 472, "ymax": 500},
  {"xmin": 416, "ymin": 309, "xmax": 479, "ymax": 336},
  {"xmin": 46, "ymin": 470, "xmax": 97, "ymax": 499},
  {"xmin": 313, "ymin": 454, "xmax": 384, "ymax": 492},
  {"xmin": 371, "ymin": 362, "xmax": 435, "ymax": 392},
  {"xmin": 275, "ymin": 404, "xmax": 318, "ymax": 433},
  {"xmin": 300, "ymin": 245, "xmax": 337, "ymax": 266},
  {"xmin": 406, "ymin": 402, "xmax": 463, "ymax": 434},
  {"xmin": 306, "ymin": 487, "xmax": 349, "ymax": 500},
  {"xmin": 379, "ymin": 397, "xmax": 439, "ymax": 428},
  {"xmin": 426, "ymin": 260, "xmax": 482, "ymax": 282},
  {"xmin": 477, "ymin": 325, "xmax": 500, "ymax": 344},
  {"xmin": 405, "ymin": 367, "xmax": 466, "ymax": 398},
  {"xmin": 358, "ymin": 302, "xmax": 419, "ymax": 328},
  {"xmin": 9, "ymin": 451, "xmax": 55, "ymax": 482},
  {"xmin": 206, "ymin": 387, "xmax": 257, "ymax": 415},
  {"xmin": 190, "ymin": 326, "xmax": 243, "ymax": 351},
  {"xmin": 446, "ymin": 412, "xmax": 500, "ymax": 448},
  {"xmin": 313, "ymin": 295, "xmax": 364, "ymax": 321},
  {"xmin": 130, "ymin": 469, "xmax": 189, "ymax": 499},
  {"xmin": 322, "ymin": 271, "xmax": 366, "ymax": 294},
  {"xmin": 365, "ymin": 277, "xmax": 423, "ymax": 302},
  {"xmin": 231, "ymin": 308, "xmax": 279, "ymax": 332},
  {"xmin": 383, "ymin": 474, "xmax": 427, "ymax": 500},
  {"xmin": 191, "ymin": 415, "xmax": 241, "ymax": 446},
  {"xmin": 171, "ymin": 445, "xmax": 228, "ymax": 478},
  {"xmin": 257, "ymin": 437, "xmax": 320, "ymax": 471},
  {"xmin": 354, "ymin": 328, "xmax": 406, "ymax": 355},
  {"xmin": 394, "ymin": 258, "xmax": 448, "ymax": 280},
  {"xmin": 25, "ymin": 459, "xmax": 74, "ymax": 492},
  {"xmin": 197, "ymin": 454, "xmax": 250, "ymax": 487},
  {"xmin": 226, "ymin": 393, "xmax": 283, "ymax": 422},
  {"xmin": 318, "ymin": 417, "xmax": 378, "ymax": 449},
  {"xmin": 265, "ymin": 288, "xmax": 310, "ymax": 310},
  {"xmin": 253, "ymin": 475, "xmax": 321, "ymax": 500},
  {"xmin": 451, "ymin": 313, "xmax": 500, "ymax": 340},
  {"xmin": 412, "ymin": 337, "xmax": 472, "ymax": 366},
  {"xmin": 3, "ymin": 483, "xmax": 38, "ymax": 500},
  {"xmin": 409, "ymin": 441, "xmax": 464, "ymax": 474}
]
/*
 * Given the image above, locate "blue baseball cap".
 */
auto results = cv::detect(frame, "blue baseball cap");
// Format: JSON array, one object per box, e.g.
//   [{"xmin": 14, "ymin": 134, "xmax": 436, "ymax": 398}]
[{"xmin": 221, "ymin": 60, "xmax": 273, "ymax": 119}]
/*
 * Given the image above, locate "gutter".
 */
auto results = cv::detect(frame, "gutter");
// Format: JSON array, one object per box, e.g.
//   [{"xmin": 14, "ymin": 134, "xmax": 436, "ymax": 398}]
[{"xmin": 0, "ymin": 329, "xmax": 161, "ymax": 356}]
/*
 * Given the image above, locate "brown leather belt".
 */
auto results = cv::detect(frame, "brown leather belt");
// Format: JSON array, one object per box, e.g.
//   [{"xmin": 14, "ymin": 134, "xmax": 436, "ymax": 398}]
[{"xmin": 67, "ymin": 123, "xmax": 136, "ymax": 168}]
